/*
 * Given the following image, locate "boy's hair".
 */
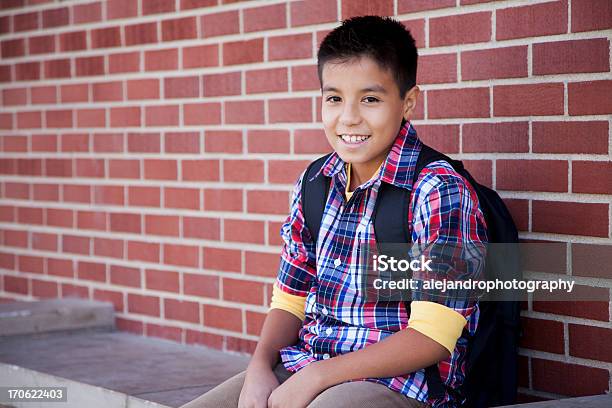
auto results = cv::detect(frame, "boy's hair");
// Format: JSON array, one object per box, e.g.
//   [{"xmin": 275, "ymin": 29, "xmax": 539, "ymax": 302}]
[{"xmin": 317, "ymin": 15, "xmax": 418, "ymax": 99}]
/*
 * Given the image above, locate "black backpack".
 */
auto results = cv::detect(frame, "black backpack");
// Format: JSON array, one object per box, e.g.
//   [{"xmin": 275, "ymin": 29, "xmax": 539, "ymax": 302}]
[{"xmin": 301, "ymin": 144, "xmax": 522, "ymax": 407}]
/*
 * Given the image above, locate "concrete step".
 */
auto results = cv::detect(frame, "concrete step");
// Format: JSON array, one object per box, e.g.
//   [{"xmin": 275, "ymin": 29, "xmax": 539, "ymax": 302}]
[{"xmin": 0, "ymin": 298, "xmax": 114, "ymax": 336}]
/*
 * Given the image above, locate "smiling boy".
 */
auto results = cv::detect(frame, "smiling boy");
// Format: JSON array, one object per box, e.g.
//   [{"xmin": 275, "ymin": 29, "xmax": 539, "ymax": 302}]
[{"xmin": 181, "ymin": 15, "xmax": 487, "ymax": 408}]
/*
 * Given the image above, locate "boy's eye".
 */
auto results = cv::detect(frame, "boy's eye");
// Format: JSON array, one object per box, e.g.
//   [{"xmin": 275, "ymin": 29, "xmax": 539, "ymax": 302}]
[
  {"xmin": 363, "ymin": 96, "xmax": 380, "ymax": 103},
  {"xmin": 325, "ymin": 96, "xmax": 341, "ymax": 103}
]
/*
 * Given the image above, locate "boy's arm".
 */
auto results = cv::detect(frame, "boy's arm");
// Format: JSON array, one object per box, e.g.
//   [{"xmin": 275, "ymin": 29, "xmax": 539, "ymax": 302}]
[{"xmin": 248, "ymin": 308, "xmax": 303, "ymax": 370}]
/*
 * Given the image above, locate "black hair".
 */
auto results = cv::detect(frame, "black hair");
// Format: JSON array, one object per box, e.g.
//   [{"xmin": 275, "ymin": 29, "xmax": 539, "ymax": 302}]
[{"xmin": 317, "ymin": 15, "xmax": 418, "ymax": 99}]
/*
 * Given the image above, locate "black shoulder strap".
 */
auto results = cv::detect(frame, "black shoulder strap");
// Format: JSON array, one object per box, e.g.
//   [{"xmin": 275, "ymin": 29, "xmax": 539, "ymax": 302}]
[
  {"xmin": 301, "ymin": 153, "xmax": 333, "ymax": 244},
  {"xmin": 413, "ymin": 144, "xmax": 464, "ymax": 186}
]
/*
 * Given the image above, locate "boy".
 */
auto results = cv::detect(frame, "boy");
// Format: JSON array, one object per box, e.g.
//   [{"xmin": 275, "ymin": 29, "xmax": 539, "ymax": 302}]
[{"xmin": 182, "ymin": 15, "xmax": 487, "ymax": 408}]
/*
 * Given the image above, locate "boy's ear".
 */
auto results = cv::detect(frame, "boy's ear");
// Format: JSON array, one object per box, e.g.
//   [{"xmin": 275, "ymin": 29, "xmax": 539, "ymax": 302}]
[{"xmin": 402, "ymin": 86, "xmax": 420, "ymax": 121}]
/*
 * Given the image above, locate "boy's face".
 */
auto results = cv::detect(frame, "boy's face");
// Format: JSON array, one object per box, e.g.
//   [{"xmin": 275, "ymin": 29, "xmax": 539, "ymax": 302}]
[{"xmin": 321, "ymin": 56, "xmax": 419, "ymax": 168}]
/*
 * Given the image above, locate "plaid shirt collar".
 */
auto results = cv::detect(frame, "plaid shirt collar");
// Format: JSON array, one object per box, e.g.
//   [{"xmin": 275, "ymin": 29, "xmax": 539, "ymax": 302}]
[{"xmin": 311, "ymin": 121, "xmax": 422, "ymax": 190}]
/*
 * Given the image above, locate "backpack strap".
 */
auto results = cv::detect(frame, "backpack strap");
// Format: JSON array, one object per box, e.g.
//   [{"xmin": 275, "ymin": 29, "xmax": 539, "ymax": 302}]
[{"xmin": 301, "ymin": 153, "xmax": 333, "ymax": 245}]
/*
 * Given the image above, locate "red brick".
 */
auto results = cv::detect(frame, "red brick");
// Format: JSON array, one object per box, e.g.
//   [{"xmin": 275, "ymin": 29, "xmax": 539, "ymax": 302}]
[
  {"xmin": 0, "ymin": 66, "xmax": 12, "ymax": 83},
  {"xmin": 116, "ymin": 318, "xmax": 143, "ymax": 335},
  {"xmin": 416, "ymin": 125, "xmax": 459, "ymax": 154},
  {"xmin": 146, "ymin": 269, "xmax": 179, "ymax": 292},
  {"xmin": 164, "ymin": 187, "xmax": 200, "ymax": 210},
  {"xmin": 62, "ymin": 184, "xmax": 90, "ymax": 202},
  {"xmin": 110, "ymin": 213, "xmax": 141, "ymax": 234},
  {"xmin": 268, "ymin": 160, "xmax": 310, "ymax": 184},
  {"xmin": 497, "ymin": 1, "xmax": 567, "ymax": 40},
  {"xmin": 128, "ymin": 293, "xmax": 160, "ymax": 317},
  {"xmin": 223, "ymin": 38, "xmax": 264, "ymax": 66},
  {"xmin": 77, "ymin": 109, "xmax": 105, "ymax": 128},
  {"xmin": 533, "ymin": 39, "xmax": 609, "ymax": 75},
  {"xmin": 109, "ymin": 52, "xmax": 140, "ymax": 73},
  {"xmin": 143, "ymin": 0, "xmax": 175, "ymax": 15},
  {"xmin": 202, "ymin": 72, "xmax": 240, "ymax": 96},
  {"xmin": 14, "ymin": 11, "xmax": 39, "ymax": 31},
  {"xmin": 184, "ymin": 273, "xmax": 219, "ymax": 298},
  {"xmin": 93, "ymin": 289, "xmax": 123, "ymax": 311},
  {"xmin": 294, "ymin": 129, "xmax": 331, "ymax": 154},
  {"xmin": 44, "ymin": 59, "xmax": 71, "ymax": 79},
  {"xmin": 245, "ymin": 68, "xmax": 287, "ymax": 94},
  {"xmin": 62, "ymin": 235, "xmax": 90, "ymax": 255},
  {"xmin": 145, "ymin": 214, "xmax": 179, "ymax": 236},
  {"xmin": 341, "ymin": 0, "xmax": 393, "ymax": 18},
  {"xmin": 181, "ymin": 0, "xmax": 217, "ymax": 10},
  {"xmin": 47, "ymin": 258, "xmax": 74, "ymax": 277},
  {"xmin": 203, "ymin": 304, "xmax": 241, "ymax": 332},
  {"xmin": 59, "ymin": 31, "xmax": 86, "ymax": 51},
  {"xmin": 77, "ymin": 260, "xmax": 106, "ymax": 282},
  {"xmin": 128, "ymin": 186, "xmax": 161, "ymax": 208},
  {"xmin": 531, "ymin": 358, "xmax": 608, "ymax": 397},
  {"xmin": 0, "ymin": 252, "xmax": 15, "ymax": 269},
  {"xmin": 75, "ymin": 56, "xmax": 104, "ymax": 76},
  {"xmin": 30, "ymin": 86, "xmax": 55, "ymax": 104},
  {"xmin": 200, "ymin": 10, "xmax": 239, "ymax": 38},
  {"xmin": 17, "ymin": 207, "xmax": 43, "ymax": 224},
  {"xmin": 93, "ymin": 81, "xmax": 123, "ymax": 102},
  {"xmin": 291, "ymin": 65, "xmax": 318, "ymax": 91},
  {"xmin": 247, "ymin": 190, "xmax": 289, "ymax": 215},
  {"xmin": 110, "ymin": 107, "xmax": 141, "ymax": 127},
  {"xmin": 462, "ymin": 46, "xmax": 527, "ymax": 80},
  {"xmin": 42, "ymin": 7, "xmax": 68, "ymax": 28},
  {"xmin": 16, "ymin": 62, "xmax": 40, "ymax": 81},
  {"xmin": 568, "ymin": 80, "xmax": 612, "ymax": 115},
  {"xmin": 269, "ymin": 98, "xmax": 312, "ymax": 123},
  {"xmin": 28, "ymin": 35, "xmax": 55, "ymax": 54},
  {"xmin": 77, "ymin": 211, "xmax": 107, "ymax": 231},
  {"xmin": 2, "ymin": 88, "xmax": 27, "ymax": 106},
  {"xmin": 244, "ymin": 3, "xmax": 286, "ymax": 32},
  {"xmin": 181, "ymin": 160, "xmax": 219, "ymax": 181},
  {"xmin": 183, "ymin": 103, "xmax": 221, "ymax": 125},
  {"xmin": 4, "ymin": 182, "xmax": 27, "ymax": 199},
  {"xmin": 164, "ymin": 76, "xmax": 199, "ymax": 98},
  {"xmin": 182, "ymin": 216, "xmax": 219, "ymax": 241},
  {"xmin": 224, "ymin": 219, "xmax": 264, "ymax": 244},
  {"xmin": 147, "ymin": 324, "xmax": 182, "ymax": 342},
  {"xmin": 572, "ymin": 243, "xmax": 612, "ymax": 279},
  {"xmin": 4, "ymin": 229, "xmax": 28, "ymax": 247},
  {"xmin": 268, "ymin": 33, "xmax": 312, "ymax": 61},
  {"xmin": 162, "ymin": 16, "xmax": 196, "ymax": 41},
  {"xmin": 204, "ymin": 188, "xmax": 243, "ymax": 212},
  {"xmin": 1, "ymin": 39, "xmax": 25, "ymax": 58},
  {"xmin": 76, "ymin": 158, "xmax": 104, "ymax": 178},
  {"xmin": 125, "ymin": 22, "xmax": 158, "ymax": 46},
  {"xmin": 106, "ymin": 0, "xmax": 137, "ymax": 19},
  {"xmin": 144, "ymin": 159, "xmax": 176, "ymax": 180},
  {"xmin": 532, "ymin": 201, "xmax": 608, "ymax": 237},
  {"xmin": 519, "ymin": 317, "xmax": 564, "ymax": 354},
  {"xmin": 127, "ymin": 241, "xmax": 160, "ymax": 263},
  {"xmin": 223, "ymin": 278, "xmax": 264, "ymax": 305},
  {"xmin": 46, "ymin": 209, "xmax": 73, "ymax": 228},
  {"xmin": 223, "ymin": 159, "xmax": 264, "ymax": 183},
  {"xmin": 45, "ymin": 110, "xmax": 73, "ymax": 128},
  {"xmin": 247, "ymin": 130, "xmax": 289, "ymax": 154},
  {"xmin": 569, "ymin": 324, "xmax": 612, "ymax": 363},
  {"xmin": 498, "ymin": 158, "xmax": 567, "ymax": 193},
  {"xmin": 145, "ymin": 49, "xmax": 178, "ymax": 71},
  {"xmin": 428, "ymin": 88, "xmax": 489, "ymax": 119},
  {"xmin": 291, "ymin": 0, "xmax": 337, "ymax": 27},
  {"xmin": 127, "ymin": 79, "xmax": 159, "ymax": 100},
  {"xmin": 202, "ymin": 247, "xmax": 241, "ymax": 272},
  {"xmin": 462, "ymin": 122, "xmax": 529, "ymax": 153},
  {"xmin": 91, "ymin": 27, "xmax": 121, "ymax": 49},
  {"xmin": 93, "ymin": 185, "xmax": 124, "ymax": 206},
  {"xmin": 204, "ymin": 130, "xmax": 242, "ymax": 153},
  {"xmin": 32, "ymin": 279, "xmax": 58, "ymax": 298},
  {"xmin": 164, "ymin": 132, "xmax": 200, "ymax": 154},
  {"xmin": 4, "ymin": 276, "xmax": 28, "ymax": 295},
  {"xmin": 572, "ymin": 161, "xmax": 612, "ymax": 195},
  {"xmin": 225, "ymin": 100, "xmax": 264, "ymax": 124},
  {"xmin": 18, "ymin": 255, "xmax": 44, "ymax": 273},
  {"xmin": 165, "ymin": 299, "xmax": 200, "ymax": 323},
  {"xmin": 164, "ymin": 243, "xmax": 199, "ymax": 267},
  {"xmin": 3, "ymin": 135, "xmax": 27, "ymax": 152},
  {"xmin": 245, "ymin": 251, "xmax": 280, "ymax": 278},
  {"xmin": 430, "ymin": 12, "xmax": 491, "ymax": 47},
  {"xmin": 110, "ymin": 265, "xmax": 140, "ymax": 288},
  {"xmin": 146, "ymin": 105, "xmax": 179, "ymax": 126},
  {"xmin": 226, "ymin": 337, "xmax": 257, "ymax": 354},
  {"xmin": 182, "ymin": 44, "xmax": 218, "ymax": 69},
  {"xmin": 61, "ymin": 284, "xmax": 89, "ymax": 299},
  {"xmin": 0, "ymin": 0, "xmax": 23, "ymax": 7},
  {"xmin": 60, "ymin": 84, "xmax": 88, "ymax": 103},
  {"xmin": 128, "ymin": 132, "xmax": 160, "ymax": 153},
  {"xmin": 17, "ymin": 159, "xmax": 42, "ymax": 176},
  {"xmin": 32, "ymin": 232, "xmax": 57, "ymax": 251},
  {"xmin": 61, "ymin": 133, "xmax": 89, "ymax": 152},
  {"xmin": 185, "ymin": 330, "xmax": 223, "ymax": 349},
  {"xmin": 494, "ymin": 84, "xmax": 564, "ymax": 116},
  {"xmin": 398, "ymin": 0, "xmax": 454, "ymax": 13},
  {"xmin": 462, "ymin": 160, "xmax": 492, "ymax": 188},
  {"xmin": 32, "ymin": 134, "xmax": 57, "ymax": 152},
  {"xmin": 571, "ymin": 0, "xmax": 612, "ymax": 32},
  {"xmin": 0, "ymin": 16, "xmax": 9, "ymax": 34},
  {"xmin": 73, "ymin": 2, "xmax": 101, "ymax": 24},
  {"xmin": 532, "ymin": 121, "xmax": 608, "ymax": 154},
  {"xmin": 417, "ymin": 54, "xmax": 457, "ymax": 84},
  {"xmin": 94, "ymin": 237, "xmax": 124, "ymax": 259}
]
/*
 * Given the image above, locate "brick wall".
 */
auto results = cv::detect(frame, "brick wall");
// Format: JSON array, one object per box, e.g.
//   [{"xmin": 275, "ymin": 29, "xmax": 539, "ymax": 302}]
[{"xmin": 0, "ymin": 0, "xmax": 611, "ymax": 402}]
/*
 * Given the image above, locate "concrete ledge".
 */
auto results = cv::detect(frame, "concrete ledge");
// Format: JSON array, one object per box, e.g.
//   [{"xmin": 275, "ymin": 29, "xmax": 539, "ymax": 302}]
[
  {"xmin": 0, "ymin": 299, "xmax": 114, "ymax": 336},
  {"xmin": 500, "ymin": 394, "xmax": 612, "ymax": 407}
]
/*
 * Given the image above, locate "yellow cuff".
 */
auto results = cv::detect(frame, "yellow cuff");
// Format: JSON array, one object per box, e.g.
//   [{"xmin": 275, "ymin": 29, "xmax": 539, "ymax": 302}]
[
  {"xmin": 270, "ymin": 283, "xmax": 307, "ymax": 321},
  {"xmin": 408, "ymin": 301, "xmax": 467, "ymax": 355}
]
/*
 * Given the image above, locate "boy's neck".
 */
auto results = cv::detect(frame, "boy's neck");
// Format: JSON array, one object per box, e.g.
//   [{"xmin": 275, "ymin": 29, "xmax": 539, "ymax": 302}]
[{"xmin": 348, "ymin": 158, "xmax": 385, "ymax": 191}]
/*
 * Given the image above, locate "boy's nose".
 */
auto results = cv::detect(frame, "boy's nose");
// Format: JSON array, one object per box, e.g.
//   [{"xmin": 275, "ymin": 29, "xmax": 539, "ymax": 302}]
[{"xmin": 339, "ymin": 104, "xmax": 362, "ymax": 126}]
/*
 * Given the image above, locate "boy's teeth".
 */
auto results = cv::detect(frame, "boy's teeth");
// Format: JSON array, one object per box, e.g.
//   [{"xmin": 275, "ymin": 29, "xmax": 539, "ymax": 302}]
[{"xmin": 341, "ymin": 134, "xmax": 370, "ymax": 143}]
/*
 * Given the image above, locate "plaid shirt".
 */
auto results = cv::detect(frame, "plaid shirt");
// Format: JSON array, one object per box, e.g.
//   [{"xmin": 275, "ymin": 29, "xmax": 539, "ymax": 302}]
[{"xmin": 275, "ymin": 122, "xmax": 488, "ymax": 407}]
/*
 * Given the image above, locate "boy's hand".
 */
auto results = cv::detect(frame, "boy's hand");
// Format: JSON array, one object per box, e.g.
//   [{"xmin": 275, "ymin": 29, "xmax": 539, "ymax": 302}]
[
  {"xmin": 267, "ymin": 362, "xmax": 326, "ymax": 408},
  {"xmin": 238, "ymin": 363, "xmax": 280, "ymax": 408}
]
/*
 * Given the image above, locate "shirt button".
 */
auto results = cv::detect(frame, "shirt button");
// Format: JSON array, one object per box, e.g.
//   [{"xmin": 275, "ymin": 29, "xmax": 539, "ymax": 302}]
[
  {"xmin": 325, "ymin": 328, "xmax": 333, "ymax": 335},
  {"xmin": 323, "ymin": 353, "xmax": 330, "ymax": 360},
  {"xmin": 321, "ymin": 307, "xmax": 328, "ymax": 315},
  {"xmin": 334, "ymin": 258, "xmax": 341, "ymax": 267}
]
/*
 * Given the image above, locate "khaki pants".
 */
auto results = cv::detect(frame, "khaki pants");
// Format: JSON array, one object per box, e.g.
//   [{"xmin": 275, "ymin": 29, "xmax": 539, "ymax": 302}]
[{"xmin": 180, "ymin": 363, "xmax": 428, "ymax": 408}]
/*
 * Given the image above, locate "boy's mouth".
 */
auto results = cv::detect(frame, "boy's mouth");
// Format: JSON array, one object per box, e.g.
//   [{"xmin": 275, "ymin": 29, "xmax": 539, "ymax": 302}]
[{"xmin": 338, "ymin": 134, "xmax": 371, "ymax": 145}]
